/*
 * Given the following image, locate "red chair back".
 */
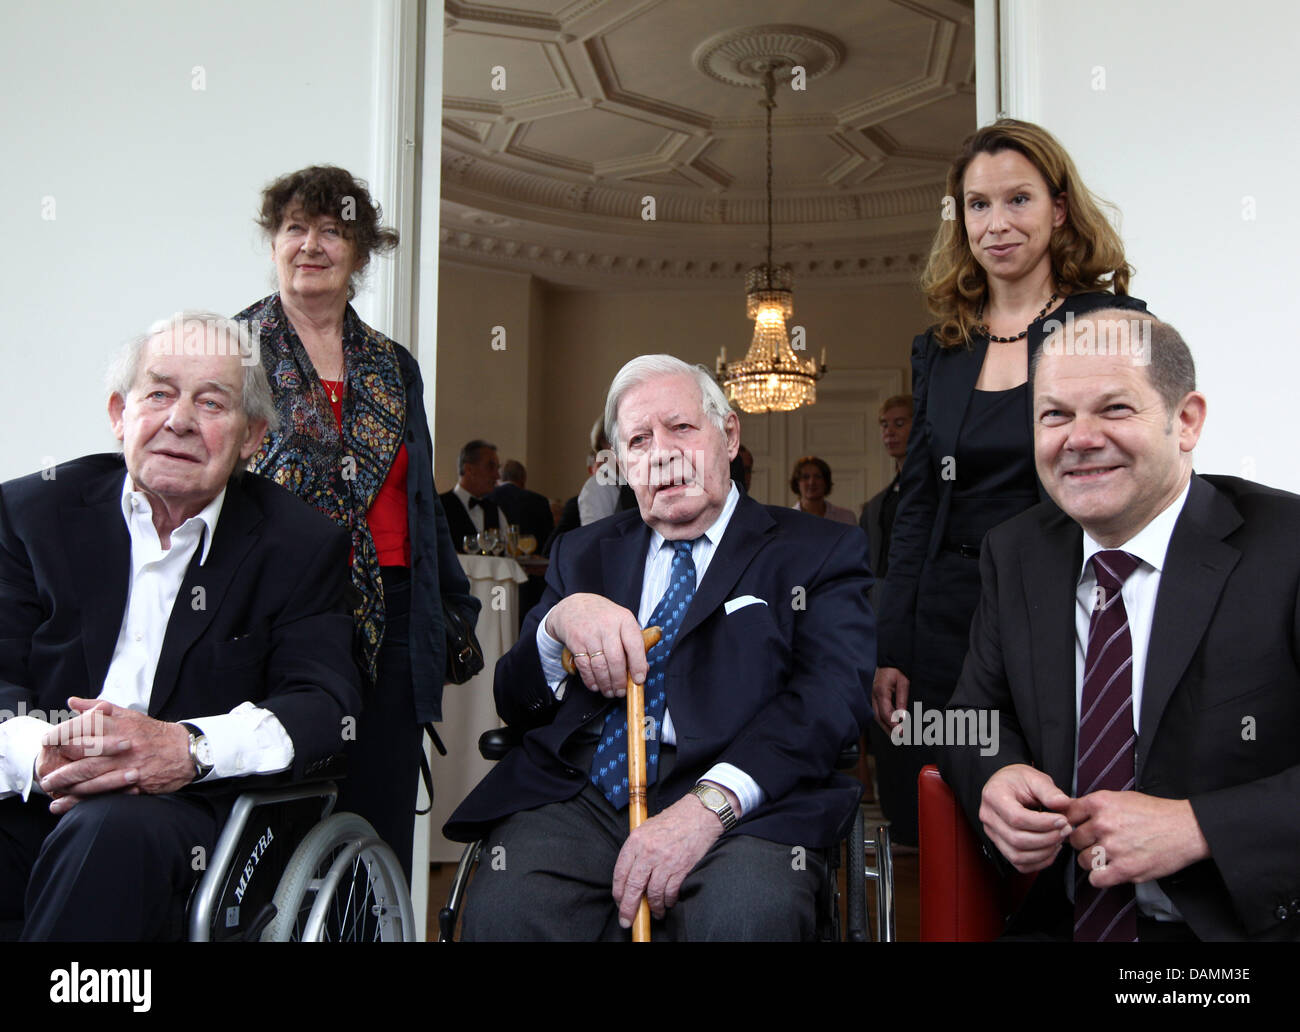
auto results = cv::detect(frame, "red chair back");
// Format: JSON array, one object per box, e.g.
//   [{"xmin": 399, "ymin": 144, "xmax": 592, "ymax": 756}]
[{"xmin": 918, "ymin": 764, "xmax": 1034, "ymax": 941}]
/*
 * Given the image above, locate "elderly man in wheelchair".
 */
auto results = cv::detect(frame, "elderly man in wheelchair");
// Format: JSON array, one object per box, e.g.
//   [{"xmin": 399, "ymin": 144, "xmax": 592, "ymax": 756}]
[
  {"xmin": 0, "ymin": 313, "xmax": 402, "ymax": 941},
  {"xmin": 441, "ymin": 354, "xmax": 878, "ymax": 941}
]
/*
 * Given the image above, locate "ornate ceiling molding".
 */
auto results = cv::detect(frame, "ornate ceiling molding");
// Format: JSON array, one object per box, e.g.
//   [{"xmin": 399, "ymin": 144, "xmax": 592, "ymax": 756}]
[
  {"xmin": 443, "ymin": 150, "xmax": 946, "ymax": 226},
  {"xmin": 439, "ymin": 0, "xmax": 976, "ymax": 288},
  {"xmin": 440, "ymin": 222, "xmax": 933, "ymax": 290},
  {"xmin": 691, "ymin": 24, "xmax": 845, "ymax": 89}
]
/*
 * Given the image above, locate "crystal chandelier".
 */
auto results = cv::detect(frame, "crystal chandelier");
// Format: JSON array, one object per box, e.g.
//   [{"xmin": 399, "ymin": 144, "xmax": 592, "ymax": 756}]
[{"xmin": 717, "ymin": 65, "xmax": 825, "ymax": 414}]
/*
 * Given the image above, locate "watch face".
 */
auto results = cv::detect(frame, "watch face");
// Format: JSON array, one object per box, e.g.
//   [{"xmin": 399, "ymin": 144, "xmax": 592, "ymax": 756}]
[
  {"xmin": 696, "ymin": 786, "xmax": 724, "ymax": 809},
  {"xmin": 194, "ymin": 737, "xmax": 214, "ymax": 767}
]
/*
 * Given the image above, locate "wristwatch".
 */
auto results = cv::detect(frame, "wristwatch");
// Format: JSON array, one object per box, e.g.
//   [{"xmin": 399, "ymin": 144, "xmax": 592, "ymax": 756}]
[
  {"xmin": 690, "ymin": 783, "xmax": 738, "ymax": 831},
  {"xmin": 180, "ymin": 722, "xmax": 214, "ymax": 781}
]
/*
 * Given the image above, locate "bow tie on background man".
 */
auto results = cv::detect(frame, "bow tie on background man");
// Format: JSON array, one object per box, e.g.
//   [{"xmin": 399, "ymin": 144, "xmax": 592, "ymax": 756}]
[{"xmin": 469, "ymin": 495, "xmax": 500, "ymax": 529}]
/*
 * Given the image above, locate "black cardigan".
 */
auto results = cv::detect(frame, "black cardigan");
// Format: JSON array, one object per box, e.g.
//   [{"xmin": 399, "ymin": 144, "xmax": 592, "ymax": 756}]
[{"xmin": 392, "ymin": 343, "xmax": 481, "ymax": 721}]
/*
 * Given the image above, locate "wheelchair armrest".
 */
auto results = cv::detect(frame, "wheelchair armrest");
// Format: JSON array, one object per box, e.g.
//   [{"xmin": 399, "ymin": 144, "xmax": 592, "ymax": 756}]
[
  {"xmin": 478, "ymin": 727, "xmax": 524, "ymax": 761},
  {"xmin": 188, "ymin": 754, "xmax": 348, "ymax": 798}
]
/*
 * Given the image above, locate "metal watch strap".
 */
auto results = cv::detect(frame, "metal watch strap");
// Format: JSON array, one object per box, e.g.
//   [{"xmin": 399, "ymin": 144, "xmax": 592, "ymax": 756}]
[{"xmin": 691, "ymin": 784, "xmax": 738, "ymax": 831}]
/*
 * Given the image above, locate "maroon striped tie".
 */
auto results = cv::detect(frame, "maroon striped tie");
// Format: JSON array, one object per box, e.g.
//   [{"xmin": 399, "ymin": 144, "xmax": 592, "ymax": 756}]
[{"xmin": 1074, "ymin": 549, "xmax": 1142, "ymax": 942}]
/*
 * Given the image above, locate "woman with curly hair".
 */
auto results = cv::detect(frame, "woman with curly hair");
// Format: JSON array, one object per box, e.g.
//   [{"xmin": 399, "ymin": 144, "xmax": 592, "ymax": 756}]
[
  {"xmin": 870, "ymin": 121, "xmax": 1150, "ymax": 846},
  {"xmin": 789, "ymin": 456, "xmax": 856, "ymax": 525},
  {"xmin": 237, "ymin": 165, "xmax": 478, "ymax": 881}
]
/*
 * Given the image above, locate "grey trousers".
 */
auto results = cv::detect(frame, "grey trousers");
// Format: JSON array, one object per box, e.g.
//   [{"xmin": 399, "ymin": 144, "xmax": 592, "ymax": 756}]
[{"xmin": 461, "ymin": 777, "xmax": 826, "ymax": 941}]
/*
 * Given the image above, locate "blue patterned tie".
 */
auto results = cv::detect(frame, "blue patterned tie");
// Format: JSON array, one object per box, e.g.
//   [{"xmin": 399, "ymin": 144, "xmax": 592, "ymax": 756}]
[{"xmin": 591, "ymin": 539, "xmax": 697, "ymax": 806}]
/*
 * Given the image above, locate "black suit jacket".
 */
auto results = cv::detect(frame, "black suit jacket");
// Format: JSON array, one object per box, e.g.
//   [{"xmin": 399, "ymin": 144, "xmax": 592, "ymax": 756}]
[
  {"xmin": 488, "ymin": 482, "xmax": 554, "ymax": 543},
  {"xmin": 860, "ymin": 472, "xmax": 900, "ymax": 610},
  {"xmin": 445, "ymin": 492, "xmax": 875, "ymax": 848},
  {"xmin": 940, "ymin": 474, "xmax": 1300, "ymax": 940},
  {"xmin": 440, "ymin": 487, "xmax": 509, "ymax": 552},
  {"xmin": 0, "ymin": 455, "xmax": 362, "ymax": 784},
  {"xmin": 878, "ymin": 292, "xmax": 1149, "ymax": 673}
]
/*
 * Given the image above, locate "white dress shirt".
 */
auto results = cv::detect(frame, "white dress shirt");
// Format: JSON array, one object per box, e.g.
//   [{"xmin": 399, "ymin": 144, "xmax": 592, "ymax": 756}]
[
  {"xmin": 0, "ymin": 476, "xmax": 293, "ymax": 801},
  {"xmin": 1070, "ymin": 478, "xmax": 1192, "ymax": 921},
  {"xmin": 577, "ymin": 471, "xmax": 621, "ymax": 526},
  {"xmin": 453, "ymin": 482, "xmax": 510, "ymax": 536},
  {"xmin": 535, "ymin": 483, "xmax": 764, "ymax": 816}
]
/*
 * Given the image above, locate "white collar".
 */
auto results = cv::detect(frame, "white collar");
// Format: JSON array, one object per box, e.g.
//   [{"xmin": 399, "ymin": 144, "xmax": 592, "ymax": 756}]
[
  {"xmin": 119, "ymin": 474, "xmax": 226, "ymax": 565},
  {"xmin": 1078, "ymin": 477, "xmax": 1193, "ymax": 581}
]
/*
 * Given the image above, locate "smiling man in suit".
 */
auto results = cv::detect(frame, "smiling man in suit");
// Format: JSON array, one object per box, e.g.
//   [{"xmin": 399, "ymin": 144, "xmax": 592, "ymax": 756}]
[
  {"xmin": 941, "ymin": 311, "xmax": 1300, "ymax": 941},
  {"xmin": 445, "ymin": 354, "xmax": 874, "ymax": 940},
  {"xmin": 0, "ymin": 312, "xmax": 360, "ymax": 940}
]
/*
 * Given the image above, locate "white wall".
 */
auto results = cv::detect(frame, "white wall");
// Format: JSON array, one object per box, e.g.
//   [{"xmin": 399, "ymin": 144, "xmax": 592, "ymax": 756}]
[
  {"xmin": 1003, "ymin": 0, "xmax": 1300, "ymax": 492},
  {"xmin": 0, "ymin": 0, "xmax": 401, "ymax": 481}
]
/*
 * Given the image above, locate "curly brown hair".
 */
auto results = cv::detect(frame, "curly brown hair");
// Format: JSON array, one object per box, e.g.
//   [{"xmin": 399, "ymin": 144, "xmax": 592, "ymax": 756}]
[
  {"xmin": 922, "ymin": 120, "xmax": 1133, "ymax": 348},
  {"xmin": 789, "ymin": 456, "xmax": 833, "ymax": 497},
  {"xmin": 257, "ymin": 165, "xmax": 399, "ymax": 300}
]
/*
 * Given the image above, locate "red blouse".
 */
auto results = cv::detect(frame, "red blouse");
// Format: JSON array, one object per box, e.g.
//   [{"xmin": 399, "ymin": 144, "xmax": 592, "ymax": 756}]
[{"xmin": 323, "ymin": 382, "xmax": 410, "ymax": 566}]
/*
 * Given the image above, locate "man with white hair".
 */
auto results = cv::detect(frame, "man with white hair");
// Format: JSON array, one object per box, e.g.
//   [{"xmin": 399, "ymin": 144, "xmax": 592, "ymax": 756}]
[
  {"xmin": 0, "ymin": 312, "xmax": 360, "ymax": 940},
  {"xmin": 446, "ymin": 354, "xmax": 874, "ymax": 940}
]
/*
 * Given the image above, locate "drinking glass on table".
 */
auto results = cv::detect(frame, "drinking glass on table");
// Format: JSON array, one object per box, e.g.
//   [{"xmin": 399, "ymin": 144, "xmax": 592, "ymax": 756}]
[{"xmin": 462, "ymin": 534, "xmax": 479, "ymax": 555}]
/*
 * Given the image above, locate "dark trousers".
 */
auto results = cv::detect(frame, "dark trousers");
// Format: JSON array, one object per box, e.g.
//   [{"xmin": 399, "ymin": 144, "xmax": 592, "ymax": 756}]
[
  {"xmin": 337, "ymin": 566, "xmax": 421, "ymax": 885},
  {"xmin": 461, "ymin": 743, "xmax": 826, "ymax": 941},
  {"xmin": 875, "ymin": 550, "xmax": 982, "ymax": 845},
  {"xmin": 0, "ymin": 792, "xmax": 222, "ymax": 941}
]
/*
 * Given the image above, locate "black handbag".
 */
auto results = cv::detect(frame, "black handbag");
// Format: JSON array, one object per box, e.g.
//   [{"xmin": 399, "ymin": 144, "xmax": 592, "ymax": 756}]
[
  {"xmin": 417, "ymin": 600, "xmax": 483, "ymax": 816},
  {"xmin": 443, "ymin": 597, "xmax": 484, "ymax": 685}
]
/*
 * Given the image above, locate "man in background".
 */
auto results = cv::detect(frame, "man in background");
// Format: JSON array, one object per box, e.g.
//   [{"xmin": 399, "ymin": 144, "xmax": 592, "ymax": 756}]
[
  {"xmin": 441, "ymin": 439, "xmax": 510, "ymax": 549},
  {"xmin": 489, "ymin": 459, "xmax": 554, "ymax": 545},
  {"xmin": 860, "ymin": 394, "xmax": 914, "ymax": 840}
]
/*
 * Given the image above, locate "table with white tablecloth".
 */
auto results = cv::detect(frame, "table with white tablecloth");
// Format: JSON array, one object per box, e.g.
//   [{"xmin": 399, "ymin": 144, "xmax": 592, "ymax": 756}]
[{"xmin": 421, "ymin": 553, "xmax": 529, "ymax": 863}]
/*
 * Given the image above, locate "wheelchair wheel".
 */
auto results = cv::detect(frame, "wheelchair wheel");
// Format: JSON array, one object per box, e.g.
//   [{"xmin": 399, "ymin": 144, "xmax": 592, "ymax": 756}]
[
  {"xmin": 262, "ymin": 813, "xmax": 415, "ymax": 942},
  {"xmin": 845, "ymin": 807, "xmax": 869, "ymax": 941}
]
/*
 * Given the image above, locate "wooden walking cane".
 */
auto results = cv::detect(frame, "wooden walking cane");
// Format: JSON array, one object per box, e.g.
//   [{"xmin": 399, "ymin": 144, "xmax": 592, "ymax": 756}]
[{"xmin": 563, "ymin": 624, "xmax": 662, "ymax": 942}]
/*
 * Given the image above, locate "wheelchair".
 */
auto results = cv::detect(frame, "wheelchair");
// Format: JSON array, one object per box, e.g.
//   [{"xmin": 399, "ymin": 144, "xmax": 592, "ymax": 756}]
[
  {"xmin": 187, "ymin": 760, "xmax": 415, "ymax": 942},
  {"xmin": 437, "ymin": 730, "xmax": 896, "ymax": 942}
]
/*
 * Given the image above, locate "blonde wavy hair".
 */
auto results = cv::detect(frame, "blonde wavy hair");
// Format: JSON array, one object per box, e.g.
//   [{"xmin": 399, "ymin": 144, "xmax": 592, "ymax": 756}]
[{"xmin": 922, "ymin": 119, "xmax": 1133, "ymax": 348}]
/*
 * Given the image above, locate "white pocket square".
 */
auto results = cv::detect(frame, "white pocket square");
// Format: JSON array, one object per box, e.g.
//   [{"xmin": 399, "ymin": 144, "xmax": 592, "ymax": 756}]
[{"xmin": 724, "ymin": 595, "xmax": 767, "ymax": 615}]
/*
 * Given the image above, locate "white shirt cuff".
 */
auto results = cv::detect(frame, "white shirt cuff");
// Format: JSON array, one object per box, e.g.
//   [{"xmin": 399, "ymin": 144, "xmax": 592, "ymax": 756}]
[
  {"xmin": 183, "ymin": 703, "xmax": 294, "ymax": 781},
  {"xmin": 0, "ymin": 715, "xmax": 53, "ymax": 801},
  {"xmin": 699, "ymin": 763, "xmax": 764, "ymax": 819},
  {"xmin": 536, "ymin": 610, "xmax": 569, "ymax": 697}
]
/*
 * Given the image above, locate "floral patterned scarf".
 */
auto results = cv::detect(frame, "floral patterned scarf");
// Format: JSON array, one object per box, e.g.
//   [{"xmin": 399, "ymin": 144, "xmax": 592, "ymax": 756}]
[{"xmin": 237, "ymin": 292, "xmax": 406, "ymax": 686}]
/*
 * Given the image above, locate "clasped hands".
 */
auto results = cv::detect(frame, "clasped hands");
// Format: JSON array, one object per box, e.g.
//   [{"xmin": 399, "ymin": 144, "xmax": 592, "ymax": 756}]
[
  {"xmin": 547, "ymin": 593, "xmax": 737, "ymax": 928},
  {"xmin": 979, "ymin": 763, "xmax": 1210, "ymax": 888},
  {"xmin": 35, "ymin": 697, "xmax": 196, "ymax": 814}
]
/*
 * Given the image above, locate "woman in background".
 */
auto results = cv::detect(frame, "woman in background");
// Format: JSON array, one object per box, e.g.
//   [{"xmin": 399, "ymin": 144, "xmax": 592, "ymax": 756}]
[
  {"xmin": 871, "ymin": 120, "xmax": 1148, "ymax": 846},
  {"xmin": 790, "ymin": 456, "xmax": 857, "ymax": 524},
  {"xmin": 238, "ymin": 165, "xmax": 478, "ymax": 881}
]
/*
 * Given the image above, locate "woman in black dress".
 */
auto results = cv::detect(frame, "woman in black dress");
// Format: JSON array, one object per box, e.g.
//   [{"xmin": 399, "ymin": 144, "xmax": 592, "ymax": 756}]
[{"xmin": 870, "ymin": 120, "xmax": 1148, "ymax": 846}]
